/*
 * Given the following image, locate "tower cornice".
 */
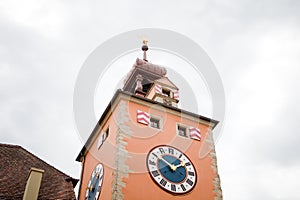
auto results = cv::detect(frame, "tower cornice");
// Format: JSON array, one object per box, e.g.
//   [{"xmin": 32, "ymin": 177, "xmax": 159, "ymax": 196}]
[{"xmin": 76, "ymin": 89, "xmax": 219, "ymax": 162}]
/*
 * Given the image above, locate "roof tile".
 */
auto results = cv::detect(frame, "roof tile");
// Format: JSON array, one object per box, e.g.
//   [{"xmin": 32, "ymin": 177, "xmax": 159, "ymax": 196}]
[{"xmin": 0, "ymin": 143, "xmax": 78, "ymax": 200}]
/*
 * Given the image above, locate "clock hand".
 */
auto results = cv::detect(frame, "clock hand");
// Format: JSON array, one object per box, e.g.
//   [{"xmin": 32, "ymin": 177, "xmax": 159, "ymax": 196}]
[
  {"xmin": 174, "ymin": 161, "xmax": 185, "ymax": 170},
  {"xmin": 157, "ymin": 155, "xmax": 176, "ymax": 171},
  {"xmin": 89, "ymin": 172, "xmax": 100, "ymax": 191}
]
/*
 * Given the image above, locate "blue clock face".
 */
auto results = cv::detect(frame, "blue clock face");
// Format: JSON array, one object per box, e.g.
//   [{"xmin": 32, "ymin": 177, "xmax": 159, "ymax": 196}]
[
  {"xmin": 147, "ymin": 145, "xmax": 197, "ymax": 194},
  {"xmin": 157, "ymin": 155, "xmax": 187, "ymax": 183},
  {"xmin": 86, "ymin": 163, "xmax": 104, "ymax": 200}
]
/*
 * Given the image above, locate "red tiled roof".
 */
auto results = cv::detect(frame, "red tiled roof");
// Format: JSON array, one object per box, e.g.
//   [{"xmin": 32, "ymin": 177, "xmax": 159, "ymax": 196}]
[{"xmin": 0, "ymin": 143, "xmax": 78, "ymax": 200}]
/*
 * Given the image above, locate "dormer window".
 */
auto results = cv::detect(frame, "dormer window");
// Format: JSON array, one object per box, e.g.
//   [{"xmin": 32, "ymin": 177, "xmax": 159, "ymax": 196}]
[
  {"xmin": 148, "ymin": 81, "xmax": 179, "ymax": 108},
  {"xmin": 142, "ymin": 83, "xmax": 153, "ymax": 93},
  {"xmin": 162, "ymin": 88, "xmax": 171, "ymax": 97}
]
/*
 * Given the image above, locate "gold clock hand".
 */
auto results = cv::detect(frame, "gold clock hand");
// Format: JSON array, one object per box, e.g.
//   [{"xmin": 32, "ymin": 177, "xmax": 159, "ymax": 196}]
[
  {"xmin": 173, "ymin": 161, "xmax": 185, "ymax": 171},
  {"xmin": 89, "ymin": 172, "xmax": 100, "ymax": 192},
  {"xmin": 157, "ymin": 155, "xmax": 176, "ymax": 171},
  {"xmin": 175, "ymin": 161, "xmax": 185, "ymax": 168}
]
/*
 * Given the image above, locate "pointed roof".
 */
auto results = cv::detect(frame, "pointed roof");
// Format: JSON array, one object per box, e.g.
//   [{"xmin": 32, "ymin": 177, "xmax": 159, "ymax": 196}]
[
  {"xmin": 134, "ymin": 58, "xmax": 167, "ymax": 76},
  {"xmin": 123, "ymin": 58, "xmax": 167, "ymax": 93},
  {"xmin": 155, "ymin": 77, "xmax": 179, "ymax": 90},
  {"xmin": 0, "ymin": 143, "xmax": 78, "ymax": 200}
]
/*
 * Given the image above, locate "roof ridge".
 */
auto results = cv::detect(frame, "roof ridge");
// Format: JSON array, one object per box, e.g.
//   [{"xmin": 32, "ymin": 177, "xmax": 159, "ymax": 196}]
[
  {"xmin": 0, "ymin": 143, "xmax": 22, "ymax": 148},
  {"xmin": 20, "ymin": 146, "xmax": 75, "ymax": 180}
]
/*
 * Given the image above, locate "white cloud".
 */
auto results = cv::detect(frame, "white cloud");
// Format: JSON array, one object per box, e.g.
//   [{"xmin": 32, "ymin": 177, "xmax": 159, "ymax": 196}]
[{"xmin": 0, "ymin": 0, "xmax": 67, "ymax": 38}]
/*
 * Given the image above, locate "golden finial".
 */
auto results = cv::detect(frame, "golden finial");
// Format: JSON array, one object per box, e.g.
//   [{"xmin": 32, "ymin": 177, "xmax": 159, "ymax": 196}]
[
  {"xmin": 143, "ymin": 39, "xmax": 148, "ymax": 46},
  {"xmin": 141, "ymin": 39, "xmax": 148, "ymax": 61}
]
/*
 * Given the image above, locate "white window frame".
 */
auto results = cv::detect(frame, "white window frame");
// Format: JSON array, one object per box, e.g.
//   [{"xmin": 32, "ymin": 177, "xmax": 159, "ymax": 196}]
[
  {"xmin": 176, "ymin": 123, "xmax": 190, "ymax": 138},
  {"xmin": 149, "ymin": 115, "xmax": 163, "ymax": 130},
  {"xmin": 98, "ymin": 127, "xmax": 109, "ymax": 149}
]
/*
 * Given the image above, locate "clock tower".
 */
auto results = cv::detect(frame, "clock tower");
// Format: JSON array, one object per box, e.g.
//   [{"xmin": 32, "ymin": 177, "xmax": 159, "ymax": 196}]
[{"xmin": 76, "ymin": 41, "xmax": 222, "ymax": 200}]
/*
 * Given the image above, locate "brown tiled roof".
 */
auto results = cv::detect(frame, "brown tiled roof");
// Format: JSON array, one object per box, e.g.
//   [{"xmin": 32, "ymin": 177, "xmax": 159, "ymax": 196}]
[
  {"xmin": 134, "ymin": 58, "xmax": 167, "ymax": 76},
  {"xmin": 0, "ymin": 143, "xmax": 78, "ymax": 200},
  {"xmin": 123, "ymin": 58, "xmax": 167, "ymax": 93}
]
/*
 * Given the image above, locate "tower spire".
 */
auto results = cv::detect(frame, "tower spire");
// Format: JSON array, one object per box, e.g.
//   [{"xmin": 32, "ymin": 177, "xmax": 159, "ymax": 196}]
[{"xmin": 142, "ymin": 39, "xmax": 148, "ymax": 62}]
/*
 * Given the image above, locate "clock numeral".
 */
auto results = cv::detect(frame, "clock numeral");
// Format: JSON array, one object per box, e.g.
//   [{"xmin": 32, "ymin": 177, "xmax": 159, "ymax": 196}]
[
  {"xmin": 180, "ymin": 184, "xmax": 186, "ymax": 191},
  {"xmin": 159, "ymin": 147, "xmax": 165, "ymax": 154},
  {"xmin": 160, "ymin": 178, "xmax": 167, "ymax": 186},
  {"xmin": 151, "ymin": 170, "xmax": 160, "ymax": 177},
  {"xmin": 179, "ymin": 153, "xmax": 182, "ymax": 158},
  {"xmin": 186, "ymin": 178, "xmax": 194, "ymax": 186},
  {"xmin": 149, "ymin": 160, "xmax": 156, "ymax": 165},
  {"xmin": 185, "ymin": 162, "xmax": 191, "ymax": 166},
  {"xmin": 168, "ymin": 148, "xmax": 174, "ymax": 155},
  {"xmin": 171, "ymin": 184, "xmax": 176, "ymax": 192},
  {"xmin": 152, "ymin": 152, "xmax": 158, "ymax": 158},
  {"xmin": 188, "ymin": 171, "xmax": 195, "ymax": 176}
]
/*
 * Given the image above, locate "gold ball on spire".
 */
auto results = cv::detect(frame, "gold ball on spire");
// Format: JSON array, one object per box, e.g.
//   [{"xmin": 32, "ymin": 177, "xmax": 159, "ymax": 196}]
[
  {"xmin": 142, "ymin": 39, "xmax": 148, "ymax": 51},
  {"xmin": 143, "ymin": 39, "xmax": 148, "ymax": 45}
]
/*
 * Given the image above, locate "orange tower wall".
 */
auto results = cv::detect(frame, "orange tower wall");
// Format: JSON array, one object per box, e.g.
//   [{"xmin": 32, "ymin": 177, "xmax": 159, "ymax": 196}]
[{"xmin": 78, "ymin": 95, "xmax": 218, "ymax": 200}]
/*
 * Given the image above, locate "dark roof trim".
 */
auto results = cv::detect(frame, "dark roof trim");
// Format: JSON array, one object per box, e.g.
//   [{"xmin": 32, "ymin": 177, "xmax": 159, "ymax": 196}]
[
  {"xmin": 128, "ymin": 90, "xmax": 219, "ymax": 126},
  {"xmin": 66, "ymin": 177, "xmax": 79, "ymax": 188},
  {"xmin": 76, "ymin": 89, "xmax": 219, "ymax": 162}
]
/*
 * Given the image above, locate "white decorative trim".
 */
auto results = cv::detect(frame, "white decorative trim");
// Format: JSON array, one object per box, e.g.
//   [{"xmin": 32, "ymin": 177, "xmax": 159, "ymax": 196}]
[{"xmin": 137, "ymin": 110, "xmax": 150, "ymax": 125}]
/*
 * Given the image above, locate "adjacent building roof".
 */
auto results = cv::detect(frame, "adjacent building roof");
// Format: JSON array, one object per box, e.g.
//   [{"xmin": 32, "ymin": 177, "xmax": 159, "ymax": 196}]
[{"xmin": 0, "ymin": 143, "xmax": 78, "ymax": 200}]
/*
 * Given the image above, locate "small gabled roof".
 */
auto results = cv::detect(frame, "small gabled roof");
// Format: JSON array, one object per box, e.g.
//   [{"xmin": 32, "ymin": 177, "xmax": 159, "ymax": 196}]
[
  {"xmin": 155, "ymin": 77, "xmax": 179, "ymax": 90},
  {"xmin": 0, "ymin": 143, "xmax": 78, "ymax": 200}
]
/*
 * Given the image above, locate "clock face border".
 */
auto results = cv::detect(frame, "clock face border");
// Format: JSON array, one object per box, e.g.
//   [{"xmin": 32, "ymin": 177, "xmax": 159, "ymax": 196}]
[
  {"xmin": 85, "ymin": 163, "xmax": 104, "ymax": 200},
  {"xmin": 146, "ymin": 145, "xmax": 197, "ymax": 195}
]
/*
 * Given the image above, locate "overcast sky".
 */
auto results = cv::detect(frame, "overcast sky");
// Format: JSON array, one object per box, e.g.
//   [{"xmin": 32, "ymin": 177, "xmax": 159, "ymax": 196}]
[{"xmin": 1, "ymin": 0, "xmax": 300, "ymax": 199}]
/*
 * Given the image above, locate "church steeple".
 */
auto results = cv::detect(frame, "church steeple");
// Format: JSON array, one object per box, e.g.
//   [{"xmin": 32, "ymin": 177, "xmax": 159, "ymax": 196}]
[{"xmin": 122, "ymin": 41, "xmax": 180, "ymax": 107}]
